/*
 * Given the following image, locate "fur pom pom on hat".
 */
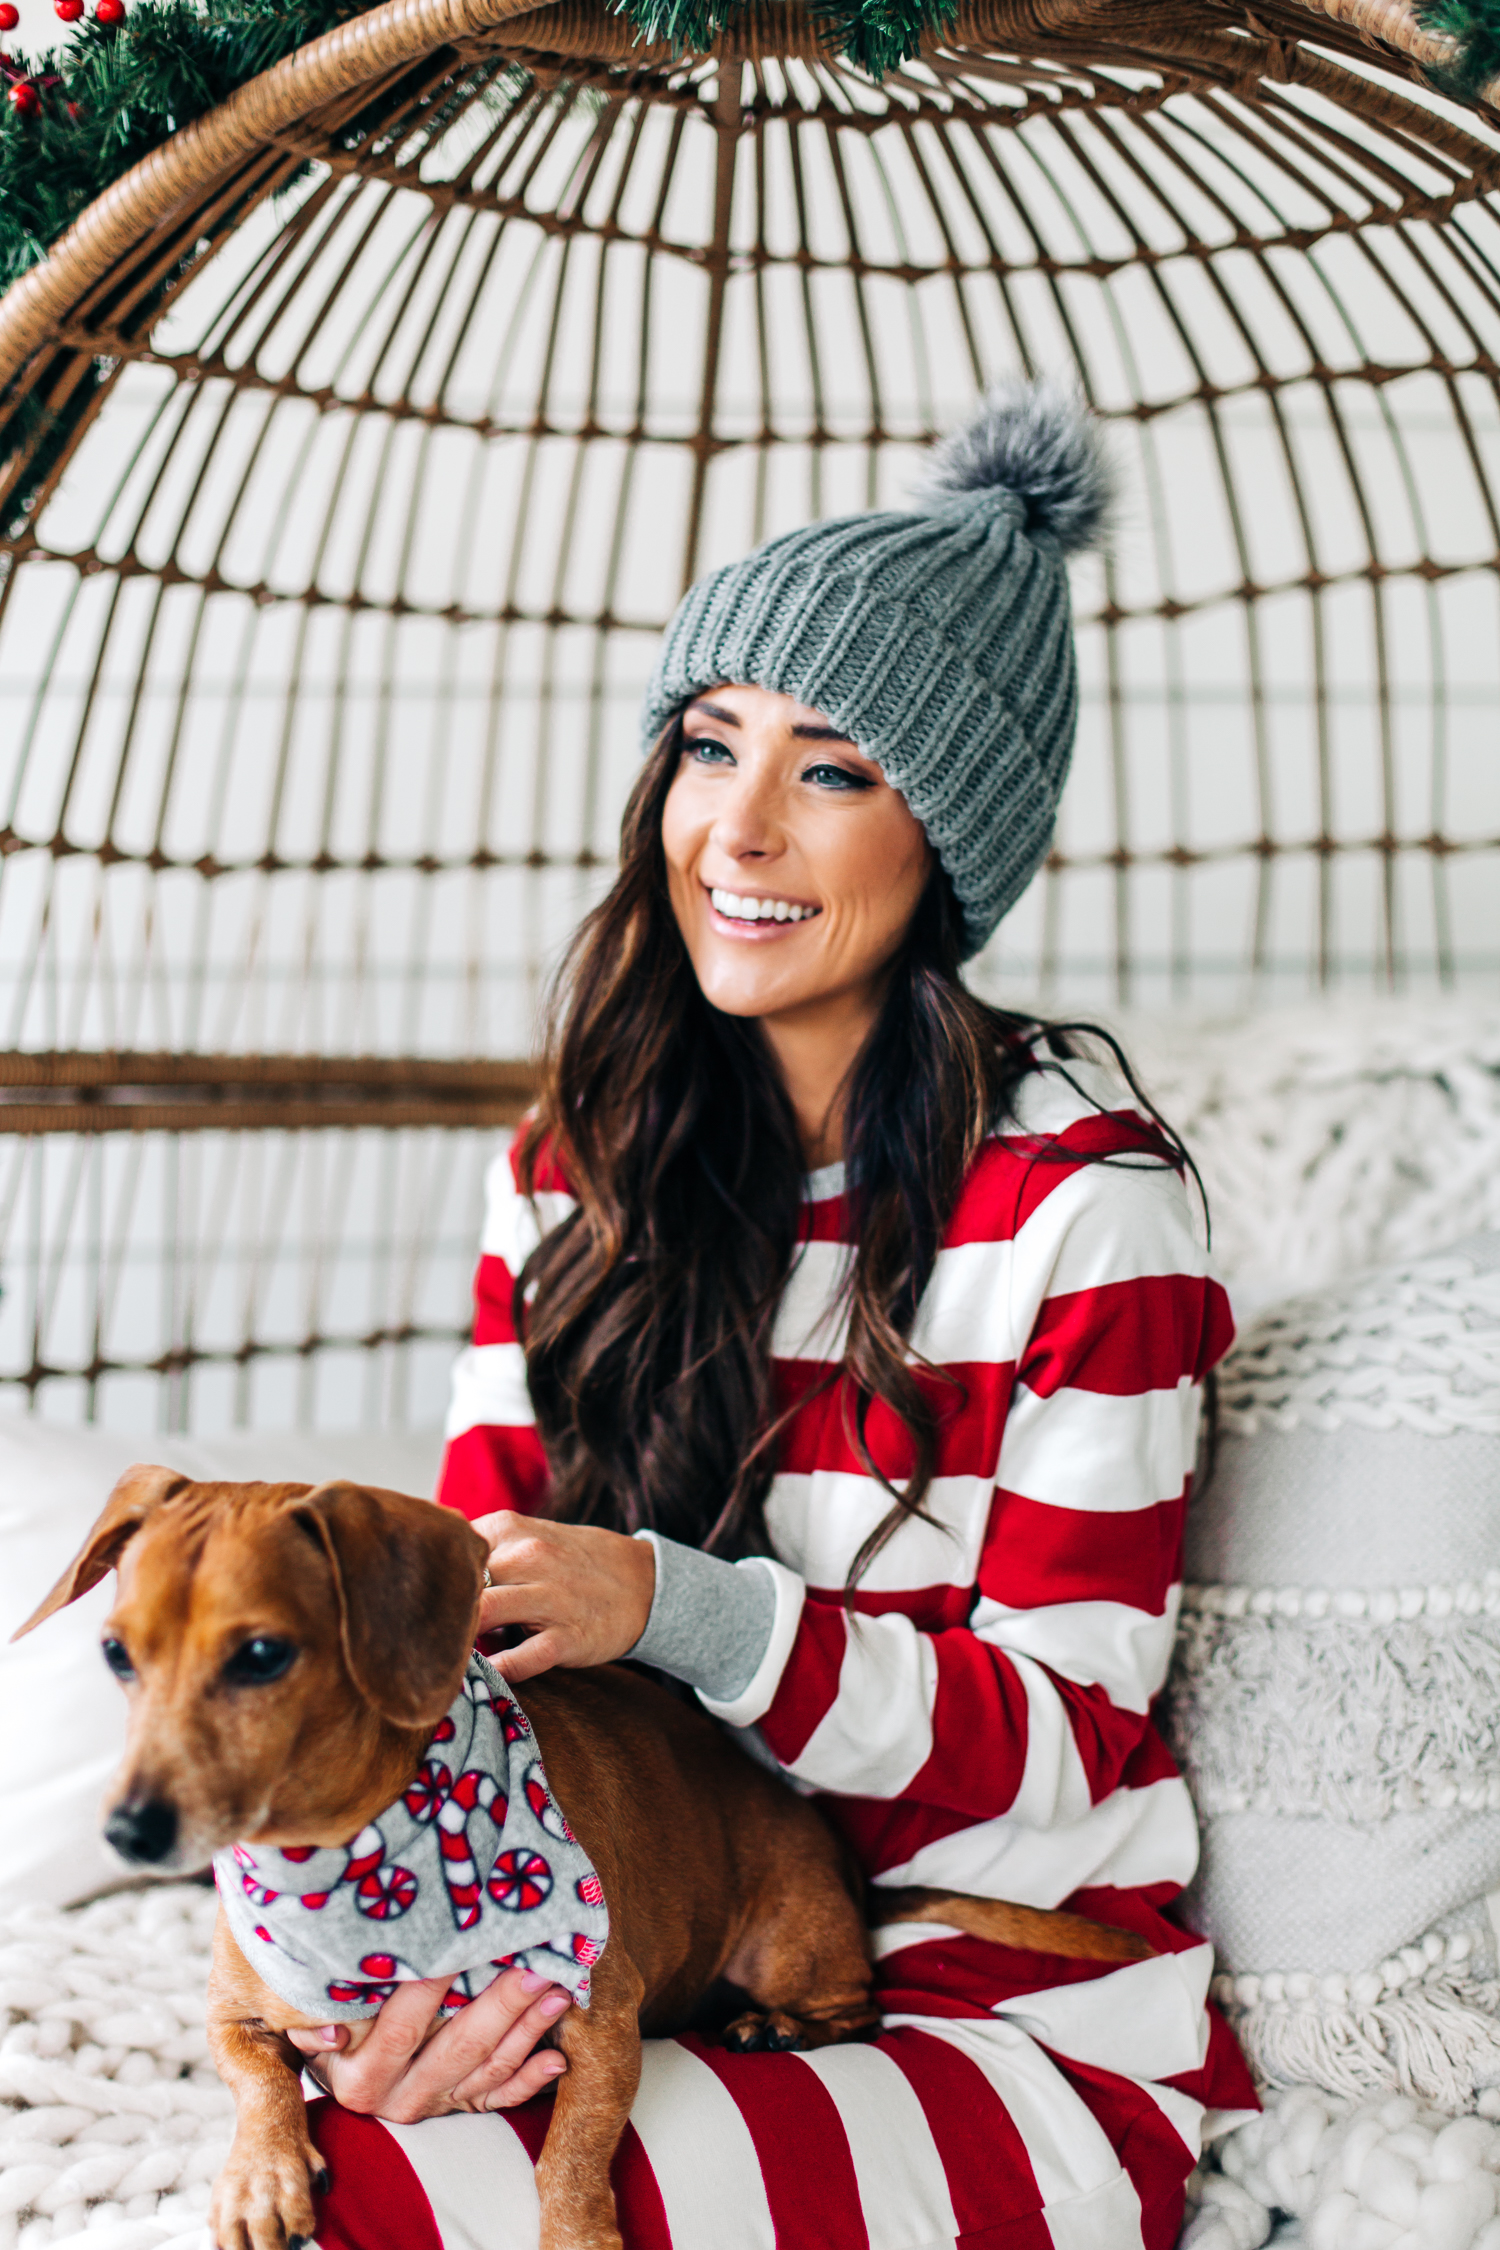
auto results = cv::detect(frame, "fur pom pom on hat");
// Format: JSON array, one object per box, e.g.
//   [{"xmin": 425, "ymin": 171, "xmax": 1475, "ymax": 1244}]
[
  {"xmin": 640, "ymin": 380, "xmax": 1113, "ymax": 957},
  {"xmin": 915, "ymin": 378, "xmax": 1114, "ymax": 555}
]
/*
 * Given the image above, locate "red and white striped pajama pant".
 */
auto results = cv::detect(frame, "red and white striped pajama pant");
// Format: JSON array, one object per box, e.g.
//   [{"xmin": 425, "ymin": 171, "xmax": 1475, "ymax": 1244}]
[{"xmin": 305, "ymin": 1928, "xmax": 1247, "ymax": 2250}]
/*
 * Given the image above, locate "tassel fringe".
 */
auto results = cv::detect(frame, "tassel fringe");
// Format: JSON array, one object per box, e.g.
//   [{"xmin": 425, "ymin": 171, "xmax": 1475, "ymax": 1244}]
[{"xmin": 1226, "ymin": 1975, "xmax": 1500, "ymax": 2111}]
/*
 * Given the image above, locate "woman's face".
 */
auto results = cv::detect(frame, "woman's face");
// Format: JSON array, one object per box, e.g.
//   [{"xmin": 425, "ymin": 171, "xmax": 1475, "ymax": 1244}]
[{"xmin": 661, "ymin": 684, "xmax": 932, "ymax": 1025}]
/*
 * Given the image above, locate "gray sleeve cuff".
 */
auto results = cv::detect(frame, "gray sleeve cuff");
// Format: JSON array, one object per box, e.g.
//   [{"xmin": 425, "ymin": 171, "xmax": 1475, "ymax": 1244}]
[{"xmin": 625, "ymin": 1531, "xmax": 778, "ymax": 1705}]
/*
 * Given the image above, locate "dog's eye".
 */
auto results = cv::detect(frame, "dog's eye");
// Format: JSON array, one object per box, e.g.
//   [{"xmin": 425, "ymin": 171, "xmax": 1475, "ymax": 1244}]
[
  {"xmin": 224, "ymin": 1637, "xmax": 297, "ymax": 1686},
  {"xmin": 101, "ymin": 1636, "xmax": 135, "ymax": 1681}
]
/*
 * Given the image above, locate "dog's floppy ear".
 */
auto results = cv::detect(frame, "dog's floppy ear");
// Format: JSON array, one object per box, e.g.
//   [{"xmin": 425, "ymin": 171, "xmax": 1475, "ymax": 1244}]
[
  {"xmin": 291, "ymin": 1483, "xmax": 488, "ymax": 1730},
  {"xmin": 11, "ymin": 1463, "xmax": 188, "ymax": 1641}
]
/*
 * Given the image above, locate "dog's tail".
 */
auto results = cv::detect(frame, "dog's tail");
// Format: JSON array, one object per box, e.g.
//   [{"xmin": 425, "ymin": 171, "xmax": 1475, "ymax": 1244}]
[{"xmin": 867, "ymin": 1886, "xmax": 1153, "ymax": 1964}]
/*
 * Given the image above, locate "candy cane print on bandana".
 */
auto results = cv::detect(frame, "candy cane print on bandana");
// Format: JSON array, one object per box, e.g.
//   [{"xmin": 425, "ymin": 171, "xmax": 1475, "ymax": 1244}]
[{"xmin": 213, "ymin": 1653, "xmax": 610, "ymax": 2021}]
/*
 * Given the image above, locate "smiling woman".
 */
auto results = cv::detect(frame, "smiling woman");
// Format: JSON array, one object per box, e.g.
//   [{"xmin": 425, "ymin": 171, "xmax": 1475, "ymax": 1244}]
[{"xmin": 292, "ymin": 380, "xmax": 1257, "ymax": 2250}]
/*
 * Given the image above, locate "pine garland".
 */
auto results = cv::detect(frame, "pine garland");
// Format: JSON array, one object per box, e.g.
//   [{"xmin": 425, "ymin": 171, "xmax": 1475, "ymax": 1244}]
[
  {"xmin": 1419, "ymin": 0, "xmax": 1500, "ymax": 95},
  {"xmin": 608, "ymin": 0, "xmax": 951, "ymax": 72},
  {"xmin": 0, "ymin": 1, "xmax": 387, "ymax": 299},
  {"xmin": 0, "ymin": 0, "xmax": 1491, "ymax": 303},
  {"xmin": 0, "ymin": 0, "xmax": 957, "ymax": 317}
]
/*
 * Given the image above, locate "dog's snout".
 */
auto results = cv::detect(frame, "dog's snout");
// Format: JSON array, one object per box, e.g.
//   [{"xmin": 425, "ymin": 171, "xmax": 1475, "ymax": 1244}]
[{"xmin": 105, "ymin": 1796, "xmax": 179, "ymax": 1865}]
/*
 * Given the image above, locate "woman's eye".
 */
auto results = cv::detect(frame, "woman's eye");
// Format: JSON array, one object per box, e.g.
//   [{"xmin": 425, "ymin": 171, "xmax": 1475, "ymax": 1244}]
[
  {"xmin": 685, "ymin": 737, "xmax": 734, "ymax": 766},
  {"xmin": 803, "ymin": 762, "xmax": 873, "ymax": 792}
]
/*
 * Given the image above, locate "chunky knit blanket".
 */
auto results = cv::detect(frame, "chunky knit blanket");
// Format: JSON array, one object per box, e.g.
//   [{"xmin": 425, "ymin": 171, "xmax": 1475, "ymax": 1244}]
[{"xmin": 0, "ymin": 1885, "xmax": 223, "ymax": 2250}]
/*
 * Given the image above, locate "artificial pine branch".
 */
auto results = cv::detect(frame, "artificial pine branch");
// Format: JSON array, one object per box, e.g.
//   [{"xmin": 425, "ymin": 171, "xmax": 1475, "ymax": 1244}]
[
  {"xmin": 0, "ymin": 1, "xmax": 384, "ymax": 298},
  {"xmin": 0, "ymin": 0, "xmax": 485, "ymax": 526},
  {"xmin": 611, "ymin": 0, "xmax": 734, "ymax": 55},
  {"xmin": 610, "ymin": 0, "xmax": 954, "ymax": 72},
  {"xmin": 808, "ymin": 0, "xmax": 955, "ymax": 75}
]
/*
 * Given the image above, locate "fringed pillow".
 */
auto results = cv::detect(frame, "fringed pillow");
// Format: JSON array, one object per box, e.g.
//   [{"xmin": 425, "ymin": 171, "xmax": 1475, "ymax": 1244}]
[{"xmin": 1165, "ymin": 1231, "xmax": 1500, "ymax": 2111}]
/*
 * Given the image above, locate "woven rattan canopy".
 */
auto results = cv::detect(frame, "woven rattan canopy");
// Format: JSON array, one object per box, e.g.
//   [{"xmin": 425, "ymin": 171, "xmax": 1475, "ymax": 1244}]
[{"xmin": 0, "ymin": 0, "xmax": 1495, "ymax": 1431}]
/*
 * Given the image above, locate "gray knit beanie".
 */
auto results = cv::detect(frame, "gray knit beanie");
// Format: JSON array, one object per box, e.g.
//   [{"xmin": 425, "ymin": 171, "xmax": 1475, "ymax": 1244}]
[{"xmin": 640, "ymin": 381, "xmax": 1113, "ymax": 958}]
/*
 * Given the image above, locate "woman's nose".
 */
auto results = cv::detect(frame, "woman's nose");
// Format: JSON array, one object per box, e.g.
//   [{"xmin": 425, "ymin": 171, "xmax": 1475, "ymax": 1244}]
[{"xmin": 710, "ymin": 772, "xmax": 781, "ymax": 860}]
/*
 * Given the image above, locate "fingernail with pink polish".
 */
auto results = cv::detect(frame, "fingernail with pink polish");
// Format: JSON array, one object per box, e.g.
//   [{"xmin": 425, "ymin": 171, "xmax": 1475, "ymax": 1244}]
[
  {"xmin": 320, "ymin": 2027, "xmax": 340, "ymax": 2046},
  {"xmin": 539, "ymin": 1993, "xmax": 570, "ymax": 2017},
  {"xmin": 519, "ymin": 1969, "xmax": 550, "ymax": 1993}
]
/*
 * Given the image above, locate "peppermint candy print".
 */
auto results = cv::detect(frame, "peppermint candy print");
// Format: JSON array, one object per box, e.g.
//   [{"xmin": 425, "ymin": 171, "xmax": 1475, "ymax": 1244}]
[
  {"xmin": 404, "ymin": 1757, "xmax": 453, "ymax": 1826},
  {"xmin": 355, "ymin": 1863, "xmax": 418, "ymax": 1920},
  {"xmin": 571, "ymin": 1932, "xmax": 602, "ymax": 1967},
  {"xmin": 576, "ymin": 1872, "xmax": 605, "ymax": 1907},
  {"xmin": 498, "ymin": 1700, "xmax": 530, "ymax": 1746},
  {"xmin": 488, "ymin": 1848, "xmax": 553, "ymax": 1913}
]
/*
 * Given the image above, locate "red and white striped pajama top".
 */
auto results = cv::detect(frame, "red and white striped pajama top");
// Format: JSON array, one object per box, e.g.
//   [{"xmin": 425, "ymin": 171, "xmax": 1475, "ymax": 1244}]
[{"xmin": 308, "ymin": 1048, "xmax": 1256, "ymax": 2250}]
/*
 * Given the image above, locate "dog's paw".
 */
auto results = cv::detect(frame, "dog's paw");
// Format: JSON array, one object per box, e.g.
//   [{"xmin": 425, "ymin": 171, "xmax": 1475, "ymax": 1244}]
[
  {"xmin": 723, "ymin": 2008, "xmax": 806, "ymax": 2053},
  {"xmin": 210, "ymin": 2136, "xmax": 326, "ymax": 2250}
]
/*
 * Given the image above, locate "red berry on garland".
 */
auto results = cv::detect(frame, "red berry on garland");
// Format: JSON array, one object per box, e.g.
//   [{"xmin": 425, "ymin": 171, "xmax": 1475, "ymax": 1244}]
[
  {"xmin": 0, "ymin": 5, "xmax": 19, "ymax": 29},
  {"xmin": 55, "ymin": 0, "xmax": 85, "ymax": 18},
  {"xmin": 94, "ymin": 0, "xmax": 125, "ymax": 18},
  {"xmin": 7, "ymin": 78, "xmax": 39, "ymax": 113}
]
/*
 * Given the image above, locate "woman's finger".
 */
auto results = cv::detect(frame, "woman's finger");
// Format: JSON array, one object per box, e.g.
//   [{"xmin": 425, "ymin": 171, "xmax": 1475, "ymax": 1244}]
[
  {"xmin": 318, "ymin": 1979, "xmax": 452, "ymax": 2114},
  {"xmin": 473, "ymin": 2048, "xmax": 568, "ymax": 2112},
  {"xmin": 376, "ymin": 1968, "xmax": 568, "ymax": 2118},
  {"xmin": 286, "ymin": 2022, "xmax": 349, "ymax": 2057},
  {"xmin": 490, "ymin": 1626, "xmax": 570, "ymax": 1682},
  {"xmin": 476, "ymin": 1584, "xmax": 551, "ymax": 1635},
  {"xmin": 448, "ymin": 1992, "xmax": 573, "ymax": 2109},
  {"xmin": 483, "ymin": 1517, "xmax": 548, "ymax": 1573}
]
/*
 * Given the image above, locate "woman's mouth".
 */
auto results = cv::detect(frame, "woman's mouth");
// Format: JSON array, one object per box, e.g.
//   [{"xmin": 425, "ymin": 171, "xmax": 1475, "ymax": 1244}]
[{"xmin": 706, "ymin": 886, "xmax": 822, "ymax": 936}]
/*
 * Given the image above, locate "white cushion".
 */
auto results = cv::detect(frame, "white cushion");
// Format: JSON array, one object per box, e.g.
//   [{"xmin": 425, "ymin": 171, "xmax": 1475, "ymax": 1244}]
[
  {"xmin": 1165, "ymin": 1232, "xmax": 1500, "ymax": 2105},
  {"xmin": 0, "ymin": 1420, "xmax": 444, "ymax": 1911}
]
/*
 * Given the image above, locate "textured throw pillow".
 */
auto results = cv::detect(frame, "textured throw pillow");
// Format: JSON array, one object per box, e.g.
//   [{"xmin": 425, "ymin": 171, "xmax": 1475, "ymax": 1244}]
[{"xmin": 1165, "ymin": 1232, "xmax": 1500, "ymax": 2107}]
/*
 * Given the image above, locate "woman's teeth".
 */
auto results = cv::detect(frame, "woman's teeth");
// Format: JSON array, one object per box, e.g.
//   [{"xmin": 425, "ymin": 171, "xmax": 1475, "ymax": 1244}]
[{"xmin": 710, "ymin": 888, "xmax": 817, "ymax": 923}]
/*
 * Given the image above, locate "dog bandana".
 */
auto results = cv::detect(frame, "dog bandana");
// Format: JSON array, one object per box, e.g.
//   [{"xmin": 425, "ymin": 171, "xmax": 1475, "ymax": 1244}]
[{"xmin": 213, "ymin": 1653, "xmax": 610, "ymax": 2022}]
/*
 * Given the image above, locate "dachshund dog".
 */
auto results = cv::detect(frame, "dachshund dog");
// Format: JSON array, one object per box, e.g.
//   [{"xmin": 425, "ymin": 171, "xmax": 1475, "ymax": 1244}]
[{"xmin": 15, "ymin": 1468, "xmax": 1149, "ymax": 2250}]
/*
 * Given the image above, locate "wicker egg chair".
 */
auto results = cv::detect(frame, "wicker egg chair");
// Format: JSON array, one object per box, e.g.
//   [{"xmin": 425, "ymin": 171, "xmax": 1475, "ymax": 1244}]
[{"xmin": 0, "ymin": 0, "xmax": 1496, "ymax": 1434}]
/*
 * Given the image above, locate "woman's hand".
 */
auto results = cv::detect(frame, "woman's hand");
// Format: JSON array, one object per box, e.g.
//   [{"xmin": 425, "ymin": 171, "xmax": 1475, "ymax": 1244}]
[
  {"xmin": 475, "ymin": 1513, "xmax": 655, "ymax": 1683},
  {"xmin": 286, "ymin": 1966, "xmax": 572, "ymax": 2121}
]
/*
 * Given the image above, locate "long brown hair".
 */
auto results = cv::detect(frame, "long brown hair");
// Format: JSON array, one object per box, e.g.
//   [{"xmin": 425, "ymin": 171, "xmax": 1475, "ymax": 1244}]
[{"xmin": 517, "ymin": 713, "xmax": 1194, "ymax": 1580}]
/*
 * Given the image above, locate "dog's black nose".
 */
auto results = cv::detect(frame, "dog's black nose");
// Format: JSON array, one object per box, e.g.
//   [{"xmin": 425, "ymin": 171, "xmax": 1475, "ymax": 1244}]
[{"xmin": 105, "ymin": 1797, "xmax": 178, "ymax": 1865}]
